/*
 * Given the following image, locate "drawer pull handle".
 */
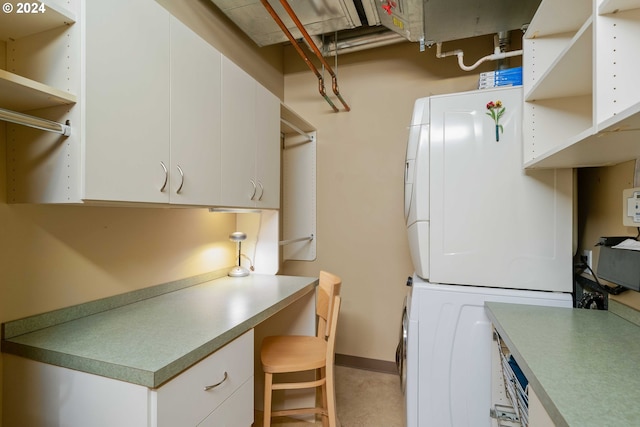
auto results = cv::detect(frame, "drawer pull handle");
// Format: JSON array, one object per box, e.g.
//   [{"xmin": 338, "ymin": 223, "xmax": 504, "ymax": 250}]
[{"xmin": 204, "ymin": 372, "xmax": 228, "ymax": 391}]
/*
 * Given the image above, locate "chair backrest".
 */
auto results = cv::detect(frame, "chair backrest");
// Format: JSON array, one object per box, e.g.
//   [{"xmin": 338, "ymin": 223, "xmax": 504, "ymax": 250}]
[
  {"xmin": 325, "ymin": 295, "xmax": 341, "ymax": 359},
  {"xmin": 317, "ymin": 271, "xmax": 342, "ymax": 340}
]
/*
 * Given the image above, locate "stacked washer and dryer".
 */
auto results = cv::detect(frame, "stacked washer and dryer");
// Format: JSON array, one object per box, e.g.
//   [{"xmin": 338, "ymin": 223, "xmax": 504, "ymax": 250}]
[{"xmin": 399, "ymin": 86, "xmax": 574, "ymax": 426}]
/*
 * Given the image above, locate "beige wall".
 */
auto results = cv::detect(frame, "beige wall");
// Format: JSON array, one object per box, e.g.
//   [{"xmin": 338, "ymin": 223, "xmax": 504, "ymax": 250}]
[
  {"xmin": 280, "ymin": 35, "xmax": 520, "ymax": 362},
  {"xmin": 577, "ymin": 161, "xmax": 640, "ymax": 309},
  {"xmin": 0, "ymin": 2, "xmax": 283, "ymax": 424}
]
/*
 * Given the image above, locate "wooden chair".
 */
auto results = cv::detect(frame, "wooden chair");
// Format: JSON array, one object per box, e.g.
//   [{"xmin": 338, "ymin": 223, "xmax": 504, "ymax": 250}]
[{"xmin": 261, "ymin": 270, "xmax": 342, "ymax": 427}]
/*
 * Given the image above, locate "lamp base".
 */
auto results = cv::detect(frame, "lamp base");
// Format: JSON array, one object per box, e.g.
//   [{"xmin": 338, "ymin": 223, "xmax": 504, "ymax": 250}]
[{"xmin": 228, "ymin": 266, "xmax": 250, "ymax": 277}]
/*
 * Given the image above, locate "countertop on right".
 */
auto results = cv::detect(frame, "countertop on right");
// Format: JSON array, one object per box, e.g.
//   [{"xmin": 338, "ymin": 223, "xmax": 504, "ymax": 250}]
[{"xmin": 485, "ymin": 301, "xmax": 640, "ymax": 427}]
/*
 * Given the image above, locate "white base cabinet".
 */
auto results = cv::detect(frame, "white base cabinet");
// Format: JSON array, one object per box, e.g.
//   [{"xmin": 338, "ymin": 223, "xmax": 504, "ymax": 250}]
[
  {"xmin": 527, "ymin": 386, "xmax": 556, "ymax": 427},
  {"xmin": 2, "ymin": 330, "xmax": 254, "ymax": 427}
]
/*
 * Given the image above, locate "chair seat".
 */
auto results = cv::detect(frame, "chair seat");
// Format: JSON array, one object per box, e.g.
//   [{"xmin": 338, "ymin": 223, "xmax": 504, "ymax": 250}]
[{"xmin": 261, "ymin": 335, "xmax": 327, "ymax": 374}]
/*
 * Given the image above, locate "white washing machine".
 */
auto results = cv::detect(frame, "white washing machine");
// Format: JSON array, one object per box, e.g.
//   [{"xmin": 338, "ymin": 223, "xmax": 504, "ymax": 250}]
[{"xmin": 403, "ymin": 275, "xmax": 572, "ymax": 427}]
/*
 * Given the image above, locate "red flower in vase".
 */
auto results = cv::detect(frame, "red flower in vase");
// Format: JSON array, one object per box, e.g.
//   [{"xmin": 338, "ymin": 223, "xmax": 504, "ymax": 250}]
[{"xmin": 486, "ymin": 100, "xmax": 505, "ymax": 141}]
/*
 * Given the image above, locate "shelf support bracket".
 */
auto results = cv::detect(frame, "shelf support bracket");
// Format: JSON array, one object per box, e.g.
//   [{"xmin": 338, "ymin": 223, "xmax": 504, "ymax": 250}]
[{"xmin": 0, "ymin": 107, "xmax": 71, "ymax": 136}]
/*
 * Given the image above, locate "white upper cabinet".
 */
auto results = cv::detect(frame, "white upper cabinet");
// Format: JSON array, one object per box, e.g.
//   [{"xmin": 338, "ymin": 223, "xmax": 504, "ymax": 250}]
[
  {"xmin": 5, "ymin": 0, "xmax": 280, "ymax": 209},
  {"xmin": 255, "ymin": 81, "xmax": 281, "ymax": 209},
  {"xmin": 523, "ymin": 0, "xmax": 640, "ymax": 169},
  {"xmin": 221, "ymin": 57, "xmax": 280, "ymax": 209},
  {"xmin": 82, "ymin": 0, "xmax": 171, "ymax": 203},
  {"xmin": 169, "ymin": 17, "xmax": 222, "ymax": 206}
]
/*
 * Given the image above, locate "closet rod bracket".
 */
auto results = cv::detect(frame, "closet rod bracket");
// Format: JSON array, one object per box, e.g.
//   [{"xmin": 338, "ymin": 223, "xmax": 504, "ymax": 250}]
[{"xmin": 279, "ymin": 234, "xmax": 314, "ymax": 246}]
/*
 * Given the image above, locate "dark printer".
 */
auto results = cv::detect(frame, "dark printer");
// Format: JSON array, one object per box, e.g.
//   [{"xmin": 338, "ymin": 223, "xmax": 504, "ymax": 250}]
[{"xmin": 597, "ymin": 237, "xmax": 640, "ymax": 292}]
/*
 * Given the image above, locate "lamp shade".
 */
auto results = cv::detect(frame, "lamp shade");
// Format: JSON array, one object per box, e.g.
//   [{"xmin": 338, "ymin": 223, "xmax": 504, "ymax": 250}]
[{"xmin": 229, "ymin": 231, "xmax": 247, "ymax": 242}]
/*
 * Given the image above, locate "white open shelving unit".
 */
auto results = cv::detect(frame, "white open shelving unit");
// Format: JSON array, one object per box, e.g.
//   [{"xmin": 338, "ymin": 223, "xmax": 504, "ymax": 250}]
[
  {"xmin": 523, "ymin": 0, "xmax": 640, "ymax": 169},
  {"xmin": 0, "ymin": 1, "xmax": 76, "ymax": 113}
]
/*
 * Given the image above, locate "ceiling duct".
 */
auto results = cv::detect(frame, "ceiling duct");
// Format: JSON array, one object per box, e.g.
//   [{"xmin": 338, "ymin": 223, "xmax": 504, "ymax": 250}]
[
  {"xmin": 209, "ymin": 0, "xmax": 378, "ymax": 47},
  {"xmin": 211, "ymin": 0, "xmax": 541, "ymax": 50},
  {"xmin": 376, "ymin": 0, "xmax": 542, "ymax": 45}
]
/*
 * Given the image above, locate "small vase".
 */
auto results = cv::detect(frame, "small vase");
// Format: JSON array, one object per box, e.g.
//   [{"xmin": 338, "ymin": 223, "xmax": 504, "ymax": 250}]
[{"xmin": 495, "ymin": 124, "xmax": 500, "ymax": 142}]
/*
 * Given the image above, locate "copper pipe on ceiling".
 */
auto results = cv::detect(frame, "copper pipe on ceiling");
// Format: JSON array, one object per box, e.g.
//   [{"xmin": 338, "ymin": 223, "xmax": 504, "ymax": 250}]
[
  {"xmin": 260, "ymin": 0, "xmax": 338, "ymax": 113},
  {"xmin": 279, "ymin": 0, "xmax": 351, "ymax": 112}
]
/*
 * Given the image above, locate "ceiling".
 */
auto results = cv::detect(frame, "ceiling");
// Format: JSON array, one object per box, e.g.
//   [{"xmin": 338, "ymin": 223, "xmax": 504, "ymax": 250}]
[{"xmin": 208, "ymin": 0, "xmax": 542, "ymax": 52}]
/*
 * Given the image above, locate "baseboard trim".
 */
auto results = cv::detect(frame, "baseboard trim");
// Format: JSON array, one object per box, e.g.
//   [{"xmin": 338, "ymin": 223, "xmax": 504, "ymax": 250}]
[{"xmin": 335, "ymin": 353, "xmax": 398, "ymax": 375}]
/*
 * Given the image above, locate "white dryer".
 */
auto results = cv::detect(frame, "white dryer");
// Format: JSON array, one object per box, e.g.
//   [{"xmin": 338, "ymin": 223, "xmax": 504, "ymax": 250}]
[{"xmin": 404, "ymin": 87, "xmax": 573, "ymax": 292}]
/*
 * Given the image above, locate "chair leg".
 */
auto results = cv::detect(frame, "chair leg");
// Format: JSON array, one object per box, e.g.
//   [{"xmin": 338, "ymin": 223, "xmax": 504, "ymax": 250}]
[
  {"xmin": 326, "ymin": 366, "xmax": 338, "ymax": 427},
  {"xmin": 264, "ymin": 372, "xmax": 273, "ymax": 427},
  {"xmin": 319, "ymin": 367, "xmax": 329, "ymax": 427}
]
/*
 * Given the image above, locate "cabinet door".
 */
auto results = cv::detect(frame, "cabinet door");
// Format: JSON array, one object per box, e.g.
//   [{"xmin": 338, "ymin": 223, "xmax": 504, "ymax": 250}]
[
  {"xmin": 170, "ymin": 17, "xmax": 222, "ymax": 206},
  {"xmin": 3, "ymin": 354, "xmax": 150, "ymax": 427},
  {"xmin": 220, "ymin": 57, "xmax": 257, "ymax": 208},
  {"xmin": 83, "ymin": 0, "xmax": 170, "ymax": 203},
  {"xmin": 254, "ymin": 84, "xmax": 280, "ymax": 209}
]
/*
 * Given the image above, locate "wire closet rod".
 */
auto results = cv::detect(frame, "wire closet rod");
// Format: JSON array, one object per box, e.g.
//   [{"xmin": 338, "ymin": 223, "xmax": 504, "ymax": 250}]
[
  {"xmin": 279, "ymin": 234, "xmax": 314, "ymax": 246},
  {"xmin": 0, "ymin": 107, "xmax": 71, "ymax": 136}
]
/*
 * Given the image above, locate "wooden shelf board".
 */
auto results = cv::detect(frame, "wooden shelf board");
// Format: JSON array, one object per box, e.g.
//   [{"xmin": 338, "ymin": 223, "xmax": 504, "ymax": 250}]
[
  {"xmin": 0, "ymin": 69, "xmax": 76, "ymax": 111},
  {"xmin": 598, "ymin": 101, "xmax": 640, "ymax": 132},
  {"xmin": 599, "ymin": 0, "xmax": 640, "ymax": 14},
  {"xmin": 526, "ymin": 0, "xmax": 591, "ymax": 38},
  {"xmin": 524, "ymin": 126, "xmax": 640, "ymax": 169},
  {"xmin": 525, "ymin": 20, "xmax": 593, "ymax": 101},
  {"xmin": 280, "ymin": 102, "xmax": 315, "ymax": 135},
  {"xmin": 0, "ymin": 1, "xmax": 75, "ymax": 41}
]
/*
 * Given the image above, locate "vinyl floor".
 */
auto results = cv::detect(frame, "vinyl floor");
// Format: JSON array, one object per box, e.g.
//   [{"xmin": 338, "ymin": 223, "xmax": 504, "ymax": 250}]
[{"xmin": 254, "ymin": 365, "xmax": 405, "ymax": 427}]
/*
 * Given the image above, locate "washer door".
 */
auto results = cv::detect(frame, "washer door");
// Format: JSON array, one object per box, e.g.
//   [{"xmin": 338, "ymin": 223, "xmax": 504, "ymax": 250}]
[{"xmin": 395, "ymin": 299, "xmax": 408, "ymax": 395}]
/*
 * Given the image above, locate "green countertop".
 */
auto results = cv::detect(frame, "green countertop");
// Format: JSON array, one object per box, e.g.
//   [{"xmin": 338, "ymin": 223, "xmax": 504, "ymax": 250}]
[
  {"xmin": 1, "ymin": 274, "xmax": 317, "ymax": 388},
  {"xmin": 485, "ymin": 302, "xmax": 640, "ymax": 426}
]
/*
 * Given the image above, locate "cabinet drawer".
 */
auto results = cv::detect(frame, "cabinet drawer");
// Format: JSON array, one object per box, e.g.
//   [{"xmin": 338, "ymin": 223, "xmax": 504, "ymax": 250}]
[
  {"xmin": 156, "ymin": 330, "xmax": 254, "ymax": 427},
  {"xmin": 197, "ymin": 376, "xmax": 254, "ymax": 427}
]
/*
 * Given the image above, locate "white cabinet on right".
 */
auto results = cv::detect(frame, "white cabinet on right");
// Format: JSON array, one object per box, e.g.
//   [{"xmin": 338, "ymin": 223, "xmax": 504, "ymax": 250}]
[
  {"xmin": 523, "ymin": 0, "xmax": 640, "ymax": 169},
  {"xmin": 221, "ymin": 58, "xmax": 280, "ymax": 209}
]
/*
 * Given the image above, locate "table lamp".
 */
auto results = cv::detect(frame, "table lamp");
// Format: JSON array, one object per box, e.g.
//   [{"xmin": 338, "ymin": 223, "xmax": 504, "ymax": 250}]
[{"xmin": 228, "ymin": 231, "xmax": 250, "ymax": 277}]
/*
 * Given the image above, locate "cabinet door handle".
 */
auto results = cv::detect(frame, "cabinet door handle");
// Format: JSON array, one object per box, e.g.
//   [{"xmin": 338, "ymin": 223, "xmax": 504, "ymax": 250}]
[
  {"xmin": 203, "ymin": 371, "xmax": 228, "ymax": 391},
  {"xmin": 257, "ymin": 181, "xmax": 264, "ymax": 201},
  {"xmin": 250, "ymin": 179, "xmax": 257, "ymax": 200},
  {"xmin": 176, "ymin": 165, "xmax": 184, "ymax": 194},
  {"xmin": 160, "ymin": 161, "xmax": 168, "ymax": 192}
]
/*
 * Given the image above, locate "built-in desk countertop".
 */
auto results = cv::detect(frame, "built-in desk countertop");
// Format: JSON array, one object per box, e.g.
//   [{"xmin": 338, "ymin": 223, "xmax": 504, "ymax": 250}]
[
  {"xmin": 1, "ymin": 274, "xmax": 317, "ymax": 388},
  {"xmin": 486, "ymin": 301, "xmax": 640, "ymax": 426}
]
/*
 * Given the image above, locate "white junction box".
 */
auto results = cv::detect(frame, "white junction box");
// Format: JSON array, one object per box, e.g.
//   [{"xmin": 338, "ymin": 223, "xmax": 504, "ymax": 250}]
[{"xmin": 623, "ymin": 187, "xmax": 640, "ymax": 226}]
